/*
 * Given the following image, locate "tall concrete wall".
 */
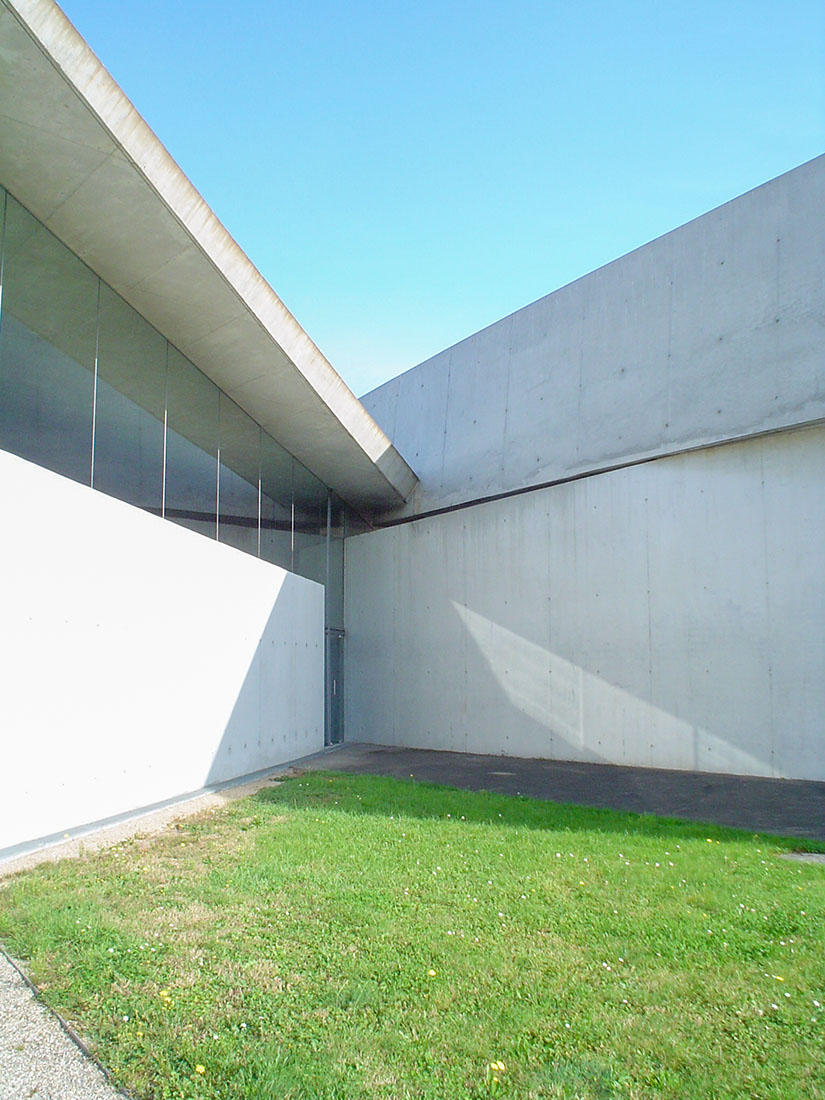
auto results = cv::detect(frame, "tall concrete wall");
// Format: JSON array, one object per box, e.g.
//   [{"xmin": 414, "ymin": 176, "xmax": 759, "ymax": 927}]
[
  {"xmin": 0, "ymin": 450, "xmax": 324, "ymax": 857},
  {"xmin": 363, "ymin": 155, "xmax": 825, "ymax": 517},
  {"xmin": 345, "ymin": 425, "xmax": 825, "ymax": 781}
]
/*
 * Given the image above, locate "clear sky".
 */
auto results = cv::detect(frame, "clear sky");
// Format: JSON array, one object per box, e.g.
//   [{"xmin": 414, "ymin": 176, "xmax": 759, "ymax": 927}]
[{"xmin": 59, "ymin": 0, "xmax": 825, "ymax": 397}]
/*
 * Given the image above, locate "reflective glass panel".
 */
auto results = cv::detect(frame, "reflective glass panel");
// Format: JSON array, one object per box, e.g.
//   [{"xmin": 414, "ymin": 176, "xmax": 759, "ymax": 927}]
[
  {"xmin": 0, "ymin": 193, "xmax": 97, "ymax": 484},
  {"xmin": 326, "ymin": 494, "xmax": 346, "ymax": 631},
  {"xmin": 292, "ymin": 460, "xmax": 328, "ymax": 586},
  {"xmin": 219, "ymin": 394, "xmax": 259, "ymax": 555},
  {"xmin": 260, "ymin": 431, "xmax": 293, "ymax": 569},
  {"xmin": 165, "ymin": 345, "xmax": 219, "ymax": 537},
  {"xmin": 94, "ymin": 283, "xmax": 166, "ymax": 511}
]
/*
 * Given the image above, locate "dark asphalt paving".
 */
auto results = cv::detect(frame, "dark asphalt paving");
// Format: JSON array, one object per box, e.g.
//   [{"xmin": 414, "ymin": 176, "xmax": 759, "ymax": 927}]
[{"xmin": 301, "ymin": 742, "xmax": 825, "ymax": 843}]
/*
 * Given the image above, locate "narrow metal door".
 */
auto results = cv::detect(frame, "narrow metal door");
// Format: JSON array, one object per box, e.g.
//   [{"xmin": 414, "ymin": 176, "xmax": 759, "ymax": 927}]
[{"xmin": 325, "ymin": 628, "xmax": 345, "ymax": 745}]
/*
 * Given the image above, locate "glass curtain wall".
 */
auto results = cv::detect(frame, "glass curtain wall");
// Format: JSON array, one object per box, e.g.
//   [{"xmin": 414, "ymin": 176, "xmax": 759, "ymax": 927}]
[
  {"xmin": 260, "ymin": 432, "xmax": 294, "ymax": 570},
  {"xmin": 165, "ymin": 344, "xmax": 219, "ymax": 537},
  {"xmin": 93, "ymin": 282, "xmax": 166, "ymax": 511},
  {"xmin": 293, "ymin": 461, "xmax": 329, "ymax": 587},
  {"xmin": 0, "ymin": 192, "xmax": 97, "ymax": 484},
  {"xmin": 0, "ymin": 186, "xmax": 351, "ymax": 626},
  {"xmin": 217, "ymin": 394, "xmax": 259, "ymax": 555}
]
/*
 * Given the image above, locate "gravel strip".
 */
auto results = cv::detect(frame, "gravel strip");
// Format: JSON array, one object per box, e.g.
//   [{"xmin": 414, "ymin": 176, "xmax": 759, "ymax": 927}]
[
  {"xmin": 0, "ymin": 760, "xmax": 328, "ymax": 1098},
  {"xmin": 0, "ymin": 768, "xmax": 308, "ymax": 879},
  {"xmin": 0, "ymin": 752, "xmax": 351, "ymax": 1099},
  {"xmin": 0, "ymin": 951, "xmax": 124, "ymax": 1100}
]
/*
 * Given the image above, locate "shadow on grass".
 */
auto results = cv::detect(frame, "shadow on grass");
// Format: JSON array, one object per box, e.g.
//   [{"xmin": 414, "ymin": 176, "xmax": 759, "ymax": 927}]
[{"xmin": 253, "ymin": 771, "xmax": 822, "ymax": 849}]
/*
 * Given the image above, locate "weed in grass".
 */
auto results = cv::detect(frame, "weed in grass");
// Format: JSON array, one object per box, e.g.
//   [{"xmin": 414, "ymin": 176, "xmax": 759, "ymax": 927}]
[
  {"xmin": 1, "ymin": 772, "xmax": 824, "ymax": 1099},
  {"xmin": 525, "ymin": 1056, "xmax": 624, "ymax": 1098}
]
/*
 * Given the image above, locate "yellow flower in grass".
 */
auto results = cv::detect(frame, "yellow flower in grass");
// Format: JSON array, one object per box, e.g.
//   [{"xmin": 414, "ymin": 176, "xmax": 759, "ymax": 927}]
[
  {"xmin": 195, "ymin": 1064, "xmax": 206, "ymax": 1075},
  {"xmin": 486, "ymin": 1060, "xmax": 506, "ymax": 1087}
]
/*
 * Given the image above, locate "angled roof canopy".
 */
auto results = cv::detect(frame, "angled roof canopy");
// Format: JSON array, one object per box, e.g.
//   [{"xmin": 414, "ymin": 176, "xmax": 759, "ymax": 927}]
[{"xmin": 0, "ymin": 0, "xmax": 417, "ymax": 516}]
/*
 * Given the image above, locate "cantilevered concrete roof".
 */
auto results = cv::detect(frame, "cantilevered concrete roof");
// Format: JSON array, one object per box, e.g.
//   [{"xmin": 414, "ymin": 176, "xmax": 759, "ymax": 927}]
[{"xmin": 0, "ymin": 0, "xmax": 417, "ymax": 516}]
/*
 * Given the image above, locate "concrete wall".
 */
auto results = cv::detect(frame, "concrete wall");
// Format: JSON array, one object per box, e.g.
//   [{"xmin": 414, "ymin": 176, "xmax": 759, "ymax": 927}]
[
  {"xmin": 0, "ymin": 450, "xmax": 324, "ymax": 856},
  {"xmin": 345, "ymin": 425, "xmax": 825, "ymax": 781},
  {"xmin": 363, "ymin": 155, "xmax": 825, "ymax": 517}
]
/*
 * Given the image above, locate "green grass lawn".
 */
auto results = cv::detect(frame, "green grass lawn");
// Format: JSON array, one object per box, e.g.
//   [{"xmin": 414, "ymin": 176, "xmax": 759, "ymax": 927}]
[{"xmin": 1, "ymin": 772, "xmax": 824, "ymax": 1100}]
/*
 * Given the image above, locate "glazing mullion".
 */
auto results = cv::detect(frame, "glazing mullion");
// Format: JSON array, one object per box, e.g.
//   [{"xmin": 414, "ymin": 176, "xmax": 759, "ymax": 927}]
[
  {"xmin": 0, "ymin": 189, "xmax": 7, "ymax": 326},
  {"xmin": 90, "ymin": 279, "xmax": 100, "ymax": 488}
]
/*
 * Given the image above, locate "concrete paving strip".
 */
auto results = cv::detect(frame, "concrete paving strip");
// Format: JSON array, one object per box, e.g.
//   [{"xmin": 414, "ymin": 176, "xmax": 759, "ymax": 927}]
[{"xmin": 301, "ymin": 743, "xmax": 825, "ymax": 843}]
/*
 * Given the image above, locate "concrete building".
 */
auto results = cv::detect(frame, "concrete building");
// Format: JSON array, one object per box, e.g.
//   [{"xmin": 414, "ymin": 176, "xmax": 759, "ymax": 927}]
[
  {"xmin": 0, "ymin": 0, "xmax": 415, "ymax": 856},
  {"xmin": 1, "ymin": 0, "xmax": 823, "ymax": 859},
  {"xmin": 349, "ymin": 155, "xmax": 825, "ymax": 782}
]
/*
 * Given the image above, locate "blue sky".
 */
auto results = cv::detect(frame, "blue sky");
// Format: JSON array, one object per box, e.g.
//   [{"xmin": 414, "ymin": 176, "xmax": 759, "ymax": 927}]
[{"xmin": 60, "ymin": 0, "xmax": 824, "ymax": 396}]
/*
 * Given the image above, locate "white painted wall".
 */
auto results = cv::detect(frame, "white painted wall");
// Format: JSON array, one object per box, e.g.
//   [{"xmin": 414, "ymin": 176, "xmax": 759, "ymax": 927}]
[
  {"xmin": 345, "ymin": 425, "xmax": 825, "ymax": 781},
  {"xmin": 363, "ymin": 155, "xmax": 825, "ymax": 517},
  {"xmin": 0, "ymin": 450, "xmax": 324, "ymax": 855}
]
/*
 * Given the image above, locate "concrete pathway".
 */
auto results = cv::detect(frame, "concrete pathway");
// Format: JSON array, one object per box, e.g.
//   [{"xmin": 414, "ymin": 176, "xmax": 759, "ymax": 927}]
[{"xmin": 304, "ymin": 743, "xmax": 825, "ymax": 842}]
